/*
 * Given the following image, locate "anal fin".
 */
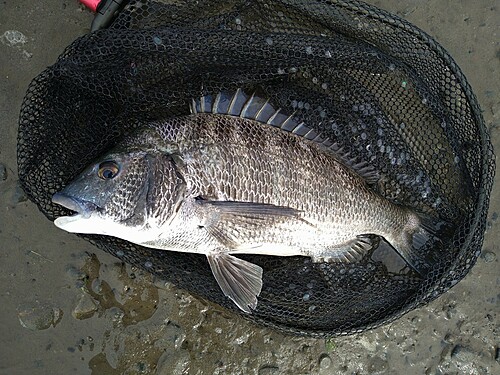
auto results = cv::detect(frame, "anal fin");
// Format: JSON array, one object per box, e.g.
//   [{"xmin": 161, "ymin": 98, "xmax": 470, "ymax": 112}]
[
  {"xmin": 312, "ymin": 235, "xmax": 379, "ymax": 263},
  {"xmin": 207, "ymin": 253, "xmax": 263, "ymax": 313}
]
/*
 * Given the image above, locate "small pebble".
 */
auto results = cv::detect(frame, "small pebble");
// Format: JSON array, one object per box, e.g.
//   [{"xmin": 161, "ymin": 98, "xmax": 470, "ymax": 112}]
[
  {"xmin": 1, "ymin": 30, "xmax": 28, "ymax": 46},
  {"xmin": 442, "ymin": 334, "xmax": 455, "ymax": 346},
  {"xmin": 18, "ymin": 303, "xmax": 63, "ymax": 330},
  {"xmin": 258, "ymin": 365, "xmax": 279, "ymax": 375},
  {"xmin": 156, "ymin": 349, "xmax": 190, "ymax": 374},
  {"xmin": 0, "ymin": 163, "xmax": 6, "ymax": 181},
  {"xmin": 66, "ymin": 266, "xmax": 87, "ymax": 280},
  {"xmin": 442, "ymin": 303, "xmax": 457, "ymax": 319},
  {"xmin": 72, "ymin": 293, "xmax": 98, "ymax": 320},
  {"xmin": 481, "ymin": 251, "xmax": 496, "ymax": 263},
  {"xmin": 91, "ymin": 278, "xmax": 102, "ymax": 294},
  {"xmin": 109, "ymin": 307, "xmax": 125, "ymax": 324},
  {"xmin": 450, "ymin": 345, "xmax": 478, "ymax": 362},
  {"xmin": 12, "ymin": 183, "xmax": 28, "ymax": 203},
  {"xmin": 319, "ymin": 354, "xmax": 332, "ymax": 369},
  {"xmin": 367, "ymin": 356, "xmax": 388, "ymax": 373}
]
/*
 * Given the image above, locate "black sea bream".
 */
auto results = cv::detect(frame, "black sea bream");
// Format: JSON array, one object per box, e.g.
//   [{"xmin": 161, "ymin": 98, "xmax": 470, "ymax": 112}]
[{"xmin": 53, "ymin": 91, "xmax": 435, "ymax": 312}]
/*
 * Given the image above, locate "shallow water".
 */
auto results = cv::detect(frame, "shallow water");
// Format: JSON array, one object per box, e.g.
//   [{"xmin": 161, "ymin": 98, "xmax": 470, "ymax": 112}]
[{"xmin": 0, "ymin": 1, "xmax": 498, "ymax": 374}]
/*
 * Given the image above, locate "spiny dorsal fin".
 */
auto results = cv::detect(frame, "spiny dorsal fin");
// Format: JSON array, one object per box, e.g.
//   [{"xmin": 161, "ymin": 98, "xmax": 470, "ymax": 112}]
[{"xmin": 190, "ymin": 90, "xmax": 379, "ymax": 184}]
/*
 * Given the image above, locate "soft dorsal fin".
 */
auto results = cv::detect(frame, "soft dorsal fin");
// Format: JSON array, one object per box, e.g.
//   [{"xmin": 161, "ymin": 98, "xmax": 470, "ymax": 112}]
[{"xmin": 190, "ymin": 90, "xmax": 379, "ymax": 184}]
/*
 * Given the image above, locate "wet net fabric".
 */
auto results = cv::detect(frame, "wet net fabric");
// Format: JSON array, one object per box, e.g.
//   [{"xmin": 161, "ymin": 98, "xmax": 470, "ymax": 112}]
[{"xmin": 18, "ymin": 0, "xmax": 494, "ymax": 337}]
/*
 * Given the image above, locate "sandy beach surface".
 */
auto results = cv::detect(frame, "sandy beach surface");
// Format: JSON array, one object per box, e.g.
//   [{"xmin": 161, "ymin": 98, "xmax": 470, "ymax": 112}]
[{"xmin": 0, "ymin": 1, "xmax": 498, "ymax": 374}]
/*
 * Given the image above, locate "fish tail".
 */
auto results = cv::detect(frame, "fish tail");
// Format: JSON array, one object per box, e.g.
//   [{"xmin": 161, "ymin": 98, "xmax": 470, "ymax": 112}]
[{"xmin": 390, "ymin": 212, "xmax": 450, "ymax": 276}]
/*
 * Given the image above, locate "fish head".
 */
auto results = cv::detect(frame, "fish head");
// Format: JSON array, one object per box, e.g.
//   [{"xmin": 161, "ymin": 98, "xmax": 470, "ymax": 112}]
[{"xmin": 52, "ymin": 147, "xmax": 185, "ymax": 238}]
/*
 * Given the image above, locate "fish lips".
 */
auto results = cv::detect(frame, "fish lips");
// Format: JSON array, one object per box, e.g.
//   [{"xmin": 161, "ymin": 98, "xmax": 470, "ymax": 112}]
[{"xmin": 52, "ymin": 192, "xmax": 99, "ymax": 219}]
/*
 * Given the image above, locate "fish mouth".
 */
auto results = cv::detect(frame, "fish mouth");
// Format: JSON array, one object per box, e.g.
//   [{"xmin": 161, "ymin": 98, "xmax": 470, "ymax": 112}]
[{"xmin": 52, "ymin": 192, "xmax": 99, "ymax": 219}]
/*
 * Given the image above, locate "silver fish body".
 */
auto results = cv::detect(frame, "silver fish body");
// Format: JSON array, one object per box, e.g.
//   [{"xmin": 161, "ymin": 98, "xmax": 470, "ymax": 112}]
[{"xmin": 53, "ymin": 93, "xmax": 434, "ymax": 313}]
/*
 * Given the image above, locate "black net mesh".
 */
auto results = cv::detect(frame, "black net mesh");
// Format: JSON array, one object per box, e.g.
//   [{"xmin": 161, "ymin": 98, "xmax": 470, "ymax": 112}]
[{"xmin": 17, "ymin": 0, "xmax": 494, "ymax": 337}]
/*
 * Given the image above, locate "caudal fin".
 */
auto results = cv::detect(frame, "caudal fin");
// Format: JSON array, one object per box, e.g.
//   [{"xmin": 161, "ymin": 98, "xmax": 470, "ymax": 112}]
[{"xmin": 390, "ymin": 213, "xmax": 450, "ymax": 276}]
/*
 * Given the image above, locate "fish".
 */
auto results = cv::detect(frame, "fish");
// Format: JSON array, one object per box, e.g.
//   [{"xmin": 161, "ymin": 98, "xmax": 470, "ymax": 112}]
[{"xmin": 52, "ymin": 89, "xmax": 438, "ymax": 313}]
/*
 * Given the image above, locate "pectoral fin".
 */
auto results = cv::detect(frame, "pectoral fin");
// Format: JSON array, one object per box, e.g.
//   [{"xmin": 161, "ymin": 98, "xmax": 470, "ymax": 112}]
[
  {"xmin": 197, "ymin": 199, "xmax": 301, "ymax": 219},
  {"xmin": 207, "ymin": 253, "xmax": 263, "ymax": 313},
  {"xmin": 196, "ymin": 199, "xmax": 308, "ymax": 248}
]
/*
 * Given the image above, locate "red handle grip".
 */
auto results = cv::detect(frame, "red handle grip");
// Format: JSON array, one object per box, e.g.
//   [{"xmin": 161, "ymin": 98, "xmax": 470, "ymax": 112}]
[{"xmin": 79, "ymin": 0, "xmax": 101, "ymax": 12}]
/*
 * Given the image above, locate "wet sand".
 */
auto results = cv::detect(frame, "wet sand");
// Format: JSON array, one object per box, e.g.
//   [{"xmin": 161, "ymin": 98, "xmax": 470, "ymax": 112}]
[{"xmin": 0, "ymin": 1, "xmax": 498, "ymax": 374}]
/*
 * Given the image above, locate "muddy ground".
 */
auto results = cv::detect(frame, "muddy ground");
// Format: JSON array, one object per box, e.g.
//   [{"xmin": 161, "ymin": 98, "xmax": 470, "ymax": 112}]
[{"xmin": 0, "ymin": 1, "xmax": 498, "ymax": 374}]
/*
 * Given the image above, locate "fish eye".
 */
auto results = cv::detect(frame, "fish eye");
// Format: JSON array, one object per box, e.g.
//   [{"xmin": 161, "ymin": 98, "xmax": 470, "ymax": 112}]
[{"xmin": 97, "ymin": 161, "xmax": 120, "ymax": 180}]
